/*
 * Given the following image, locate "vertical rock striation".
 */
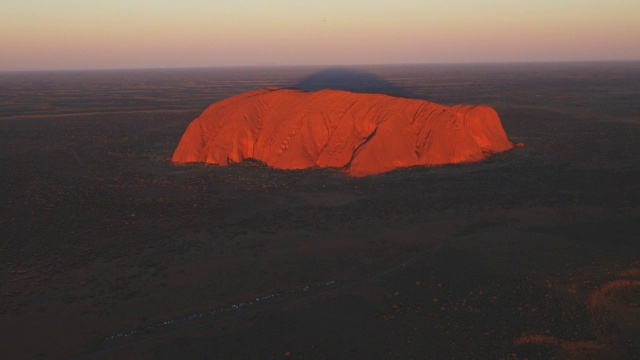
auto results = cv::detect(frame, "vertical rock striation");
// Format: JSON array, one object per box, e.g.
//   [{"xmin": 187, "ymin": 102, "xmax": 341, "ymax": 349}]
[{"xmin": 172, "ymin": 88, "xmax": 514, "ymax": 176}]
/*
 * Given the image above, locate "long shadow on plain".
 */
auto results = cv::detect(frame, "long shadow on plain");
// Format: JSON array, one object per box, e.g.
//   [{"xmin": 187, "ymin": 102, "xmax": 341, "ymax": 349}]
[{"xmin": 292, "ymin": 67, "xmax": 414, "ymax": 98}]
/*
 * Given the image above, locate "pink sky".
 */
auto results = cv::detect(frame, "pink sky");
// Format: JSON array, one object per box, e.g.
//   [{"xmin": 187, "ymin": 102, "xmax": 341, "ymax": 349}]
[{"xmin": 1, "ymin": 0, "xmax": 639, "ymax": 71}]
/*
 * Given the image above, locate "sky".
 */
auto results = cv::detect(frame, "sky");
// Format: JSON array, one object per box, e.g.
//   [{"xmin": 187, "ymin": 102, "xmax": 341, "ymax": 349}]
[{"xmin": 1, "ymin": 0, "xmax": 639, "ymax": 71}]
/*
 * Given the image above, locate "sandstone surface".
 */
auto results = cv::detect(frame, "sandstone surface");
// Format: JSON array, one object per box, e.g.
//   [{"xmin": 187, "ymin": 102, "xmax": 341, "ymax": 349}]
[{"xmin": 172, "ymin": 88, "xmax": 514, "ymax": 176}]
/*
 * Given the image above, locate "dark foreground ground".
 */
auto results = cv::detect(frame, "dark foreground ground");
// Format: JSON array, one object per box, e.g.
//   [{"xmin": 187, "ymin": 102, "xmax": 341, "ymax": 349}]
[{"xmin": 1, "ymin": 63, "xmax": 639, "ymax": 359}]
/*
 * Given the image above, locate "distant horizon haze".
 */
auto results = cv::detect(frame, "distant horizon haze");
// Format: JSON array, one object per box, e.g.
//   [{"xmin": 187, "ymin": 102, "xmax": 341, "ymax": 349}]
[
  {"xmin": 2, "ymin": 0, "xmax": 639, "ymax": 72},
  {"xmin": 2, "ymin": 59, "xmax": 640, "ymax": 74}
]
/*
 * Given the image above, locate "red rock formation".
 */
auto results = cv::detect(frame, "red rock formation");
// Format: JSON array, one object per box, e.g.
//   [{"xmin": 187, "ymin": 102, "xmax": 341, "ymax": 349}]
[{"xmin": 172, "ymin": 88, "xmax": 514, "ymax": 177}]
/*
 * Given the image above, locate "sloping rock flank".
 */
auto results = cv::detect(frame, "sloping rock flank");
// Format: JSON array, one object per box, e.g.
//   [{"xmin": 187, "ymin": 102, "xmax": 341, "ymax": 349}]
[{"xmin": 172, "ymin": 88, "xmax": 514, "ymax": 177}]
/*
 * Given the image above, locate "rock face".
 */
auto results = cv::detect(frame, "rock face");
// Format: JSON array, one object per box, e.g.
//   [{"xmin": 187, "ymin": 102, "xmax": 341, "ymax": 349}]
[{"xmin": 172, "ymin": 88, "xmax": 514, "ymax": 177}]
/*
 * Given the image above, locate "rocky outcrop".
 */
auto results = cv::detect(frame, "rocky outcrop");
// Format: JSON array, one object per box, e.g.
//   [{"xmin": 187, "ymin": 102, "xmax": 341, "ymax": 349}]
[{"xmin": 172, "ymin": 88, "xmax": 514, "ymax": 176}]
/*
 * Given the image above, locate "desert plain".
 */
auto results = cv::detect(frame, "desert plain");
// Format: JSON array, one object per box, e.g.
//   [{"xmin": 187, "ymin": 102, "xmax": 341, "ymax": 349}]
[{"xmin": 1, "ymin": 62, "xmax": 639, "ymax": 359}]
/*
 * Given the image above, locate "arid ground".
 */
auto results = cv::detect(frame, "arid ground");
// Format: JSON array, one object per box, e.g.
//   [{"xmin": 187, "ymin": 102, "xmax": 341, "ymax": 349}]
[{"xmin": 1, "ymin": 63, "xmax": 639, "ymax": 359}]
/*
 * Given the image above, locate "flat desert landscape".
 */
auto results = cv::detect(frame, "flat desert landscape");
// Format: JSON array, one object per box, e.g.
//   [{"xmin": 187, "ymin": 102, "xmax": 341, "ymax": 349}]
[{"xmin": 1, "ymin": 62, "xmax": 639, "ymax": 359}]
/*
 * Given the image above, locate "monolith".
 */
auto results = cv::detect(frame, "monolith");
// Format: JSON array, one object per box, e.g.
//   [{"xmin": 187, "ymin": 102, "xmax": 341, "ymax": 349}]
[{"xmin": 172, "ymin": 88, "xmax": 514, "ymax": 176}]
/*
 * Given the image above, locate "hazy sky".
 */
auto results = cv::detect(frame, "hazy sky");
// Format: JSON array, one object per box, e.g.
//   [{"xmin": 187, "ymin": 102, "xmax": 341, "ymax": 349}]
[{"xmin": 1, "ymin": 0, "xmax": 639, "ymax": 71}]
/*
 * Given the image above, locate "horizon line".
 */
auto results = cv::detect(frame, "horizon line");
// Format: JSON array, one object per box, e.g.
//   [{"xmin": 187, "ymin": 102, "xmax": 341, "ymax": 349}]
[{"xmin": 2, "ymin": 59, "xmax": 639, "ymax": 74}]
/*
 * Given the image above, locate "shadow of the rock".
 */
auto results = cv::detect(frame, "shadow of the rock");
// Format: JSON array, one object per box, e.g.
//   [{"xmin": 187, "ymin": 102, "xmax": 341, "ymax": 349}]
[{"xmin": 292, "ymin": 67, "xmax": 413, "ymax": 98}]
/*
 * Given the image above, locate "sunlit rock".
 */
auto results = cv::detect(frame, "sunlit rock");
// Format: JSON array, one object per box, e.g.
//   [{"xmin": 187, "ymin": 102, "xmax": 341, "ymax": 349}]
[{"xmin": 172, "ymin": 88, "xmax": 515, "ymax": 176}]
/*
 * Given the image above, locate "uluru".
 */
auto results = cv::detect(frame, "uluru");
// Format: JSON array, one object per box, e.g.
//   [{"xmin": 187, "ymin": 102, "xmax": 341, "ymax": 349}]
[{"xmin": 172, "ymin": 88, "xmax": 514, "ymax": 176}]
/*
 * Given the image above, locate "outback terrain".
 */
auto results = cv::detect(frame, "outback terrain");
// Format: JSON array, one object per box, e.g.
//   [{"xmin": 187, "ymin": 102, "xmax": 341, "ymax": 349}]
[{"xmin": 1, "ymin": 62, "xmax": 639, "ymax": 359}]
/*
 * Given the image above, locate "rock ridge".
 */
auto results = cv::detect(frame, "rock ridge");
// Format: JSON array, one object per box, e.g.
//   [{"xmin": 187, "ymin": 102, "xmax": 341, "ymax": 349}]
[{"xmin": 172, "ymin": 88, "xmax": 514, "ymax": 176}]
